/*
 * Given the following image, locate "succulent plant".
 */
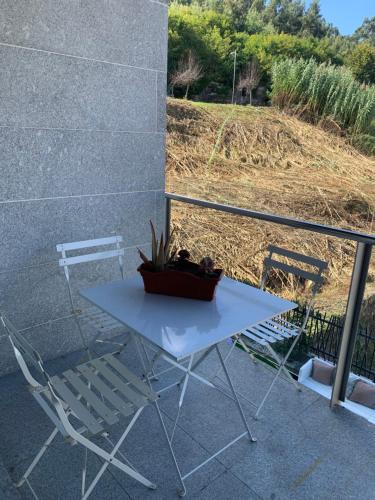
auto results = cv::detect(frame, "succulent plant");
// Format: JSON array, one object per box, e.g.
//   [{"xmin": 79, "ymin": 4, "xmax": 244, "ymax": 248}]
[
  {"xmin": 199, "ymin": 256, "xmax": 215, "ymax": 274},
  {"xmin": 178, "ymin": 249, "xmax": 190, "ymax": 261},
  {"xmin": 138, "ymin": 221, "xmax": 176, "ymax": 272}
]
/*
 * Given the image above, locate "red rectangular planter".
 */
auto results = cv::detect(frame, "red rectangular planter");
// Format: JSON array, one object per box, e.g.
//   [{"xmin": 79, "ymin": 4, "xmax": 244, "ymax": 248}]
[{"xmin": 138, "ymin": 265, "xmax": 223, "ymax": 301}]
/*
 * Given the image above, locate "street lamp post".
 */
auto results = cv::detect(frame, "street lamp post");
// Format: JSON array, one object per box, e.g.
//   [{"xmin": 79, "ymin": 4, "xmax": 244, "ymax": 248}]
[{"xmin": 231, "ymin": 49, "xmax": 237, "ymax": 105}]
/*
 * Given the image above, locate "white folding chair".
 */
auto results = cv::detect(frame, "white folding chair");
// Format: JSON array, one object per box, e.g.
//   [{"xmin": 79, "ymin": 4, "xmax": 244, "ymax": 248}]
[
  {"xmin": 1, "ymin": 313, "xmax": 161, "ymax": 500},
  {"xmin": 56, "ymin": 236, "xmax": 129, "ymax": 353},
  {"xmin": 220, "ymin": 245, "xmax": 328, "ymax": 418}
]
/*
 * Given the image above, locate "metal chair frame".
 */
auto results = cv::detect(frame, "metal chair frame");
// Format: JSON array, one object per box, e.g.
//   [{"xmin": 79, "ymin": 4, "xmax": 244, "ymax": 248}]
[
  {"xmin": 1, "ymin": 313, "xmax": 163, "ymax": 499},
  {"xmin": 219, "ymin": 245, "xmax": 328, "ymax": 418},
  {"xmin": 56, "ymin": 236, "xmax": 128, "ymax": 353}
]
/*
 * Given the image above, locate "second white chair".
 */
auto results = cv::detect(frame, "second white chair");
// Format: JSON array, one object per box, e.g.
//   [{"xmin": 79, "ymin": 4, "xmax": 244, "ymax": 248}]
[
  {"xmin": 56, "ymin": 236, "xmax": 128, "ymax": 353},
  {"xmin": 219, "ymin": 245, "xmax": 328, "ymax": 419}
]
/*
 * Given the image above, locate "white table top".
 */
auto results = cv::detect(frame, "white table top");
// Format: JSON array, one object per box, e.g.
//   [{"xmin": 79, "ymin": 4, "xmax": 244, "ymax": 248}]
[{"xmin": 80, "ymin": 275, "xmax": 297, "ymax": 361}]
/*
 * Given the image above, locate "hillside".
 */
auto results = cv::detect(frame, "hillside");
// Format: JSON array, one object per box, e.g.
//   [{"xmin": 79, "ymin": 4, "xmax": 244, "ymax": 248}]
[{"xmin": 166, "ymin": 98, "xmax": 375, "ymax": 313}]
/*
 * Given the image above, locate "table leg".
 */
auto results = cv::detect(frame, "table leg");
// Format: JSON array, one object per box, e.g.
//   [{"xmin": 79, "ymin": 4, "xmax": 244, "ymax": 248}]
[
  {"xmin": 215, "ymin": 345, "xmax": 257, "ymax": 442},
  {"xmin": 170, "ymin": 355, "xmax": 194, "ymax": 443},
  {"xmin": 135, "ymin": 341, "xmax": 256, "ymax": 495},
  {"xmin": 178, "ymin": 354, "xmax": 194, "ymax": 409},
  {"xmin": 138, "ymin": 340, "xmax": 187, "ymax": 497},
  {"xmin": 160, "ymin": 354, "xmax": 215, "ymax": 389},
  {"xmin": 177, "ymin": 346, "xmax": 216, "ymax": 386},
  {"xmin": 130, "ymin": 333, "xmax": 159, "ymax": 381}
]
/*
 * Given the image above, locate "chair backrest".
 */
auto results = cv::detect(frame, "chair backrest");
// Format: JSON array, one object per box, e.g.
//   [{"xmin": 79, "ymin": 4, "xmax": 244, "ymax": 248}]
[
  {"xmin": 260, "ymin": 245, "xmax": 328, "ymax": 302},
  {"xmin": 0, "ymin": 314, "xmax": 47, "ymax": 388},
  {"xmin": 1, "ymin": 313, "xmax": 79, "ymax": 439},
  {"xmin": 57, "ymin": 236, "xmax": 125, "ymax": 306}
]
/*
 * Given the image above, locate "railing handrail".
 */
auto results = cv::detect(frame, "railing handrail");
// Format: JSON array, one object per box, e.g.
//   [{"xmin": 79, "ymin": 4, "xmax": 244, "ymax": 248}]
[{"xmin": 165, "ymin": 192, "xmax": 375, "ymax": 245}]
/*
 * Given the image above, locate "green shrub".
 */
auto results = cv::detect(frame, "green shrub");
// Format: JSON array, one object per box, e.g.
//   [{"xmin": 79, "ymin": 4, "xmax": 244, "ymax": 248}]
[
  {"xmin": 352, "ymin": 134, "xmax": 375, "ymax": 157},
  {"xmin": 168, "ymin": 4, "xmax": 234, "ymax": 93},
  {"xmin": 346, "ymin": 43, "xmax": 375, "ymax": 85},
  {"xmin": 271, "ymin": 58, "xmax": 375, "ymax": 135},
  {"xmin": 237, "ymin": 33, "xmax": 343, "ymax": 87}
]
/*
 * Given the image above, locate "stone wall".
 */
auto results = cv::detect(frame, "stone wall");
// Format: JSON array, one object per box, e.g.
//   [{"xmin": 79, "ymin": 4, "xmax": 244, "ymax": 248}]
[{"xmin": 0, "ymin": 0, "xmax": 168, "ymax": 375}]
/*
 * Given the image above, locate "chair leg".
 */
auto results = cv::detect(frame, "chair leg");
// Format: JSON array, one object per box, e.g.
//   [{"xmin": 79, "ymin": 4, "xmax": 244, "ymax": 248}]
[
  {"xmin": 237, "ymin": 337, "xmax": 258, "ymax": 364},
  {"xmin": 267, "ymin": 343, "xmax": 301, "ymax": 391},
  {"xmin": 16, "ymin": 427, "xmax": 59, "ymax": 488},
  {"xmin": 81, "ymin": 447, "xmax": 88, "ymax": 498},
  {"xmin": 24, "ymin": 478, "xmax": 40, "ymax": 500},
  {"xmin": 81, "ymin": 408, "xmax": 156, "ymax": 500},
  {"xmin": 211, "ymin": 335, "xmax": 240, "ymax": 380},
  {"xmin": 254, "ymin": 336, "xmax": 301, "ymax": 419},
  {"xmin": 115, "ymin": 329, "xmax": 133, "ymax": 355},
  {"xmin": 254, "ymin": 358, "xmax": 283, "ymax": 419},
  {"xmin": 94, "ymin": 329, "xmax": 131, "ymax": 356},
  {"xmin": 130, "ymin": 333, "xmax": 159, "ymax": 381},
  {"xmin": 139, "ymin": 338, "xmax": 160, "ymax": 381},
  {"xmin": 103, "ymin": 435, "xmax": 139, "ymax": 473},
  {"xmin": 148, "ymin": 350, "xmax": 164, "ymax": 380}
]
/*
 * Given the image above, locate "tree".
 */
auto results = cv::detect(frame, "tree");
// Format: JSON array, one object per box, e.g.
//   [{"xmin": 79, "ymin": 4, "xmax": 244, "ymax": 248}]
[
  {"xmin": 251, "ymin": 0, "xmax": 266, "ymax": 12},
  {"xmin": 245, "ymin": 10, "xmax": 263, "ymax": 35},
  {"xmin": 170, "ymin": 50, "xmax": 203, "ymax": 98},
  {"xmin": 354, "ymin": 16, "xmax": 375, "ymax": 46},
  {"xmin": 264, "ymin": 0, "xmax": 305, "ymax": 36},
  {"xmin": 301, "ymin": 0, "xmax": 338, "ymax": 39},
  {"xmin": 245, "ymin": 1, "xmax": 274, "ymax": 35},
  {"xmin": 222, "ymin": 0, "xmax": 254, "ymax": 30},
  {"xmin": 347, "ymin": 43, "xmax": 375, "ymax": 84},
  {"xmin": 237, "ymin": 56, "xmax": 262, "ymax": 104}
]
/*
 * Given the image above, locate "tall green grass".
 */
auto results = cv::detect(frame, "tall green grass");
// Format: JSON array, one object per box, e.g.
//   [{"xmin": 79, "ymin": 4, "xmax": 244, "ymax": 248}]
[{"xmin": 271, "ymin": 58, "xmax": 375, "ymax": 135}]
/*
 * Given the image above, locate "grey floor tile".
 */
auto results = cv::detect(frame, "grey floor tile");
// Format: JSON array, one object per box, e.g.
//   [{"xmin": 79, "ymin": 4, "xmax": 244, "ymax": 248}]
[
  {"xmin": 0, "ymin": 390, "xmax": 53, "ymax": 468},
  {"xmin": 1, "ymin": 487, "xmax": 21, "ymax": 500},
  {"xmin": 230, "ymin": 432, "xmax": 328, "ymax": 500},
  {"xmin": 0, "ymin": 460, "xmax": 21, "ymax": 500},
  {"xmin": 196, "ymin": 470, "xmax": 260, "ymax": 500},
  {"xmin": 288, "ymin": 450, "xmax": 375, "ymax": 500},
  {"xmin": 107, "ymin": 407, "xmax": 225, "ymax": 499}
]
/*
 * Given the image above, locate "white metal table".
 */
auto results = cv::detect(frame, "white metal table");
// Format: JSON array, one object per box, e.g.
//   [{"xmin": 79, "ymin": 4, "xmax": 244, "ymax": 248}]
[{"xmin": 80, "ymin": 275, "xmax": 296, "ymax": 496}]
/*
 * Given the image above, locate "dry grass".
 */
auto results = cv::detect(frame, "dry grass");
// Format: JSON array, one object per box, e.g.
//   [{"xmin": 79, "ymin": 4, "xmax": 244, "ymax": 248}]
[{"xmin": 166, "ymin": 98, "xmax": 375, "ymax": 313}]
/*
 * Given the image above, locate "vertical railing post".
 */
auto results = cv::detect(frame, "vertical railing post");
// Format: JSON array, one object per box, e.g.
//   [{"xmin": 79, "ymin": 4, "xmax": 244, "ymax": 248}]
[
  {"xmin": 165, "ymin": 196, "xmax": 171, "ymax": 240},
  {"xmin": 331, "ymin": 242, "xmax": 372, "ymax": 406}
]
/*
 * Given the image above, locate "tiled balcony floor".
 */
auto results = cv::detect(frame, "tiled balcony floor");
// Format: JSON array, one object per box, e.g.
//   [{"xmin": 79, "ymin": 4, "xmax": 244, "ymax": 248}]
[{"xmin": 0, "ymin": 339, "xmax": 374, "ymax": 500}]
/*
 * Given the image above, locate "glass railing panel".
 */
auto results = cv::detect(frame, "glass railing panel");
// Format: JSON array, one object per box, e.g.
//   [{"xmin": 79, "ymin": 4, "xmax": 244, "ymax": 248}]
[
  {"xmin": 350, "ymin": 251, "xmax": 375, "ymax": 383},
  {"xmin": 169, "ymin": 200, "xmax": 357, "ymax": 376}
]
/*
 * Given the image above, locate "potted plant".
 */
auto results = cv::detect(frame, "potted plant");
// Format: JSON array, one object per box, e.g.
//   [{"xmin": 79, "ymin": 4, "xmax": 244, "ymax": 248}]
[{"xmin": 137, "ymin": 222, "xmax": 223, "ymax": 301}]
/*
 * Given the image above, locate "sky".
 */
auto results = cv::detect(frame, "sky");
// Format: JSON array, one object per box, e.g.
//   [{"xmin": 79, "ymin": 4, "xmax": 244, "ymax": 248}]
[{"xmin": 307, "ymin": 0, "xmax": 375, "ymax": 35}]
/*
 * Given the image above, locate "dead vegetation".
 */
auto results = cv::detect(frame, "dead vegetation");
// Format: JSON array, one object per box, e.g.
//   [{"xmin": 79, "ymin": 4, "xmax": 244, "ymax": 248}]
[{"xmin": 166, "ymin": 98, "xmax": 375, "ymax": 313}]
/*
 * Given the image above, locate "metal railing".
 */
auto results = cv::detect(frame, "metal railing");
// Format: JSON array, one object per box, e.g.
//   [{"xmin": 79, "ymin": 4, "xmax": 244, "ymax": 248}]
[
  {"xmin": 165, "ymin": 192, "xmax": 375, "ymax": 406},
  {"xmin": 286, "ymin": 307, "xmax": 375, "ymax": 382}
]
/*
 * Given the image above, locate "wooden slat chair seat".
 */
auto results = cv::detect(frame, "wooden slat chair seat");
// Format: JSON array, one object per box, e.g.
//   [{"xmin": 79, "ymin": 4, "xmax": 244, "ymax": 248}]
[
  {"xmin": 1, "ymin": 314, "xmax": 159, "ymax": 499},
  {"xmin": 48, "ymin": 353, "xmax": 157, "ymax": 436},
  {"xmin": 219, "ymin": 245, "xmax": 328, "ymax": 419},
  {"xmin": 79, "ymin": 306, "xmax": 124, "ymax": 335},
  {"xmin": 243, "ymin": 317, "xmax": 300, "ymax": 346}
]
